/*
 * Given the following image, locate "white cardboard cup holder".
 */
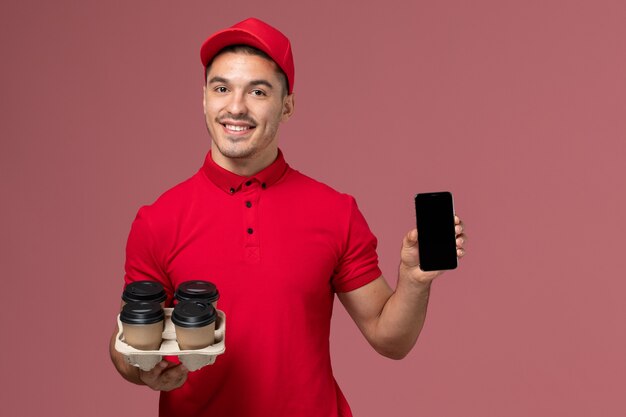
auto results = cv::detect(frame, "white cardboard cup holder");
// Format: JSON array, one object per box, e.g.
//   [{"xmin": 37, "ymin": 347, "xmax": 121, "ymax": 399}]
[{"xmin": 116, "ymin": 308, "xmax": 226, "ymax": 372}]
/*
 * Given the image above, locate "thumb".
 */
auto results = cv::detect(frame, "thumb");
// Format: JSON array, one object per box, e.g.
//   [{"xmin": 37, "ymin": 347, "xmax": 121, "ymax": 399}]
[
  {"xmin": 148, "ymin": 360, "xmax": 169, "ymax": 377},
  {"xmin": 403, "ymin": 228, "xmax": 418, "ymax": 248},
  {"xmin": 400, "ymin": 228, "xmax": 421, "ymax": 269}
]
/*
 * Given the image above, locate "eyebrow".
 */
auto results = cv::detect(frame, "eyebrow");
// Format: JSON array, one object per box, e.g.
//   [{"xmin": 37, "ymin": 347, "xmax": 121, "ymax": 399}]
[{"xmin": 208, "ymin": 76, "xmax": 275, "ymax": 90}]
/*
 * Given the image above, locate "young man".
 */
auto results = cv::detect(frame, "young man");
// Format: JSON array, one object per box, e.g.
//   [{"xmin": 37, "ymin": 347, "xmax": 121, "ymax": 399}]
[{"xmin": 110, "ymin": 17, "xmax": 466, "ymax": 417}]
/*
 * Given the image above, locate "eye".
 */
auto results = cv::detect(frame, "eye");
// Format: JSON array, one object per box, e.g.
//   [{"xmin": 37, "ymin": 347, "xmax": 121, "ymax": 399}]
[
  {"xmin": 214, "ymin": 86, "xmax": 228, "ymax": 93},
  {"xmin": 250, "ymin": 89, "xmax": 267, "ymax": 97}
]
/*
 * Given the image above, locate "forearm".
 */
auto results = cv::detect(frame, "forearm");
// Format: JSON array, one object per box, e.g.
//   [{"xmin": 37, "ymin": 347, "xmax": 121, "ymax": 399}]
[
  {"xmin": 341, "ymin": 223, "xmax": 465, "ymax": 360},
  {"xmin": 370, "ymin": 267, "xmax": 432, "ymax": 359}
]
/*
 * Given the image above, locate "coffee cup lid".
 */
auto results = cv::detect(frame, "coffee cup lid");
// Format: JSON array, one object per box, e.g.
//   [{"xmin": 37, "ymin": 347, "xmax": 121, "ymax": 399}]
[
  {"xmin": 171, "ymin": 300, "xmax": 217, "ymax": 328},
  {"xmin": 120, "ymin": 301, "xmax": 165, "ymax": 325},
  {"xmin": 122, "ymin": 281, "xmax": 167, "ymax": 304},
  {"xmin": 175, "ymin": 280, "xmax": 219, "ymax": 303}
]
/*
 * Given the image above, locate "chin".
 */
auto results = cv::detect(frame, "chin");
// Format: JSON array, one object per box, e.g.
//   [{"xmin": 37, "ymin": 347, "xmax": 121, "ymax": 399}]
[{"xmin": 214, "ymin": 143, "xmax": 256, "ymax": 159}]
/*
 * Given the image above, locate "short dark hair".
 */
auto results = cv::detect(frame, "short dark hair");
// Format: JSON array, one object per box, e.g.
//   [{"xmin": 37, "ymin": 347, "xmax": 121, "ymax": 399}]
[{"xmin": 204, "ymin": 44, "xmax": 289, "ymax": 96}]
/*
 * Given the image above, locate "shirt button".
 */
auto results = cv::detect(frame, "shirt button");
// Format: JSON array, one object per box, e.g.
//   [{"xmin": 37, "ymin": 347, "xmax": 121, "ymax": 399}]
[
  {"xmin": 261, "ymin": 183, "xmax": 267, "ymax": 189},
  {"xmin": 229, "ymin": 187, "xmax": 235, "ymax": 194},
  {"xmin": 246, "ymin": 201, "xmax": 252, "ymax": 208},
  {"xmin": 247, "ymin": 228, "xmax": 254, "ymax": 234},
  {"xmin": 245, "ymin": 181, "xmax": 252, "ymax": 186}
]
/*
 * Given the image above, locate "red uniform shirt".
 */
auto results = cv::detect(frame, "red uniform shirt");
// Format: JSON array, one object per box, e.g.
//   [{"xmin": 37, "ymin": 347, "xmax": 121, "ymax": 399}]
[{"xmin": 124, "ymin": 150, "xmax": 382, "ymax": 417}]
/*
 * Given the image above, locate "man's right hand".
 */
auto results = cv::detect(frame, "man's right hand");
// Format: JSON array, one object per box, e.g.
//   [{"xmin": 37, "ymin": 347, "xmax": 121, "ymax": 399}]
[{"xmin": 139, "ymin": 360, "xmax": 189, "ymax": 391}]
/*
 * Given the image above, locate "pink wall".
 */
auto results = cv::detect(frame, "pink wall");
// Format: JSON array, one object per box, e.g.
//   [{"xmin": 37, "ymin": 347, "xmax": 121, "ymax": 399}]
[{"xmin": 2, "ymin": 1, "xmax": 625, "ymax": 416}]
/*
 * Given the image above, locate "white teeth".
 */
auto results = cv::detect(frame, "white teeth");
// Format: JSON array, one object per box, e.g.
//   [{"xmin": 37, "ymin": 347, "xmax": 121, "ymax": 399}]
[{"xmin": 225, "ymin": 124, "xmax": 250, "ymax": 132}]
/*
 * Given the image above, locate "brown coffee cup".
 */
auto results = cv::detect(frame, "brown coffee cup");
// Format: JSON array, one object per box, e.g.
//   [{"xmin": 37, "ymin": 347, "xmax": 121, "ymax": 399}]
[
  {"xmin": 171, "ymin": 300, "xmax": 217, "ymax": 350},
  {"xmin": 119, "ymin": 301, "xmax": 164, "ymax": 350}
]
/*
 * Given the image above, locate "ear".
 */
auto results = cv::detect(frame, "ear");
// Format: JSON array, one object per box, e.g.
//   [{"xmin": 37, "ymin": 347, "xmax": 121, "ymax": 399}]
[
  {"xmin": 202, "ymin": 85, "xmax": 207, "ymax": 115},
  {"xmin": 281, "ymin": 93, "xmax": 295, "ymax": 122}
]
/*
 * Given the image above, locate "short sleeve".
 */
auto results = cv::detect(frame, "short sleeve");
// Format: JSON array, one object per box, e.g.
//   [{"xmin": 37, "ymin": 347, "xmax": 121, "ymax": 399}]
[
  {"xmin": 331, "ymin": 197, "xmax": 382, "ymax": 293},
  {"xmin": 123, "ymin": 207, "xmax": 175, "ymax": 302}
]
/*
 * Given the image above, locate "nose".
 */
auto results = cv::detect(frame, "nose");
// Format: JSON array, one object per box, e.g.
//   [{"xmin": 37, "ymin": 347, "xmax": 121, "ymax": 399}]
[{"xmin": 224, "ymin": 90, "xmax": 247, "ymax": 116}]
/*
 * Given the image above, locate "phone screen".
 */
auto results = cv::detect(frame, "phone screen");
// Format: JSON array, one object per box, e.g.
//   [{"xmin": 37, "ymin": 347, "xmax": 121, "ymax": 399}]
[{"xmin": 414, "ymin": 192, "xmax": 457, "ymax": 271}]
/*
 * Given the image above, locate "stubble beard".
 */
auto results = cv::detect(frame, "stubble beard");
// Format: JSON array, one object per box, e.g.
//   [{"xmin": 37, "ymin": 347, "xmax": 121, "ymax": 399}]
[{"xmin": 205, "ymin": 113, "xmax": 281, "ymax": 161}]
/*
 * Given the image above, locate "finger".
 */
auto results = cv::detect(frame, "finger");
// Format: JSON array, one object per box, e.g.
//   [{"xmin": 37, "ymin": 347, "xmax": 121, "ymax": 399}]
[
  {"xmin": 455, "ymin": 222, "xmax": 464, "ymax": 235},
  {"xmin": 404, "ymin": 228, "xmax": 418, "ymax": 247},
  {"xmin": 170, "ymin": 378, "xmax": 185, "ymax": 390},
  {"xmin": 457, "ymin": 247, "xmax": 466, "ymax": 258},
  {"xmin": 456, "ymin": 233, "xmax": 466, "ymax": 247},
  {"xmin": 163, "ymin": 364, "xmax": 188, "ymax": 378},
  {"xmin": 139, "ymin": 361, "xmax": 169, "ymax": 389},
  {"xmin": 146, "ymin": 360, "xmax": 169, "ymax": 378},
  {"xmin": 173, "ymin": 371, "xmax": 188, "ymax": 389},
  {"xmin": 160, "ymin": 365, "xmax": 188, "ymax": 390},
  {"xmin": 455, "ymin": 215, "xmax": 461, "ymax": 224}
]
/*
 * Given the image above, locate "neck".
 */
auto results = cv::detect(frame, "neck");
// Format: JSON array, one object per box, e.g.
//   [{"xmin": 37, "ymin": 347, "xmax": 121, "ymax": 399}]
[{"xmin": 210, "ymin": 146, "xmax": 278, "ymax": 177}]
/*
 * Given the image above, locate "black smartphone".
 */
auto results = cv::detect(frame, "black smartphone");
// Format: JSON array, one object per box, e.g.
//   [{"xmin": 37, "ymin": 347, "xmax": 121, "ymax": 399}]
[{"xmin": 414, "ymin": 192, "xmax": 458, "ymax": 271}]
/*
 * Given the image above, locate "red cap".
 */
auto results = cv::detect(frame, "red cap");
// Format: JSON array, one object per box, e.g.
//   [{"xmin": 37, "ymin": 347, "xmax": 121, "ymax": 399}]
[{"xmin": 200, "ymin": 18, "xmax": 295, "ymax": 94}]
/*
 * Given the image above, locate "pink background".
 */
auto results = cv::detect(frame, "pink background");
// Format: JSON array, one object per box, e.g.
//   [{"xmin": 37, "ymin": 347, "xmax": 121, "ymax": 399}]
[{"xmin": 2, "ymin": 1, "xmax": 625, "ymax": 416}]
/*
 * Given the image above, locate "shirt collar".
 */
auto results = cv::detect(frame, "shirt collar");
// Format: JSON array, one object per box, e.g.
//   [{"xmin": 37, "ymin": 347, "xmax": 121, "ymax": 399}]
[{"xmin": 201, "ymin": 149, "xmax": 289, "ymax": 194}]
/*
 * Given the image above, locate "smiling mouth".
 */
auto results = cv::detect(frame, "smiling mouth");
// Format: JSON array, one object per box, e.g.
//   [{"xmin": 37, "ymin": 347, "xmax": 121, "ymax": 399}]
[{"xmin": 223, "ymin": 124, "xmax": 254, "ymax": 132}]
